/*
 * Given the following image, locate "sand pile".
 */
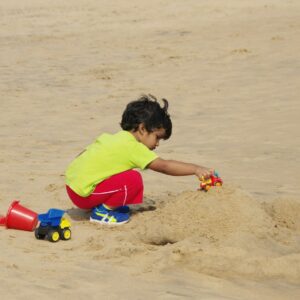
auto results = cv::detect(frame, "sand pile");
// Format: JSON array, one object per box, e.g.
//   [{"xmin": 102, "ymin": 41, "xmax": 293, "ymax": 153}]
[{"xmin": 83, "ymin": 187, "xmax": 300, "ymax": 283}]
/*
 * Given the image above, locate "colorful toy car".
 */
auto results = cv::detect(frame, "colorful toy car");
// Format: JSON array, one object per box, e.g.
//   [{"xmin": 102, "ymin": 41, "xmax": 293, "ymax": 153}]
[
  {"xmin": 200, "ymin": 171, "xmax": 223, "ymax": 191},
  {"xmin": 35, "ymin": 209, "xmax": 71, "ymax": 242}
]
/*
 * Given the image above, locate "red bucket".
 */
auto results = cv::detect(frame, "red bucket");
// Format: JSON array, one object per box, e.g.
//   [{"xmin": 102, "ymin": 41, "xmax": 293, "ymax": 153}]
[{"xmin": 0, "ymin": 201, "xmax": 38, "ymax": 231}]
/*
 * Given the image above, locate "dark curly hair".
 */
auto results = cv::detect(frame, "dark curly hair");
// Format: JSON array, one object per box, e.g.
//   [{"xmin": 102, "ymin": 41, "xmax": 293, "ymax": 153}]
[{"xmin": 120, "ymin": 94, "xmax": 172, "ymax": 139}]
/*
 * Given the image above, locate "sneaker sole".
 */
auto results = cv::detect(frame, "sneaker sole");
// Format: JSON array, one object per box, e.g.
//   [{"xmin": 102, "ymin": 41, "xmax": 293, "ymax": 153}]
[{"xmin": 89, "ymin": 217, "xmax": 129, "ymax": 225}]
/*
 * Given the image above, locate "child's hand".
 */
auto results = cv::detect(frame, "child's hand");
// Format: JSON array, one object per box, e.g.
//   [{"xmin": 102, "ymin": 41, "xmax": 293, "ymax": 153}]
[{"xmin": 195, "ymin": 167, "xmax": 213, "ymax": 181}]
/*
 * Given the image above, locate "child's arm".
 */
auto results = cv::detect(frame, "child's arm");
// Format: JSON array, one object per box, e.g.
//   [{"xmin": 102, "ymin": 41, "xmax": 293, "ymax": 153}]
[{"xmin": 148, "ymin": 158, "xmax": 212, "ymax": 180}]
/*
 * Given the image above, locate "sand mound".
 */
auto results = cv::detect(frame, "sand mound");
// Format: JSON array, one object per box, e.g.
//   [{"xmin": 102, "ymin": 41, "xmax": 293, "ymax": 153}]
[
  {"xmin": 83, "ymin": 187, "xmax": 300, "ymax": 283},
  {"xmin": 263, "ymin": 198, "xmax": 300, "ymax": 232}
]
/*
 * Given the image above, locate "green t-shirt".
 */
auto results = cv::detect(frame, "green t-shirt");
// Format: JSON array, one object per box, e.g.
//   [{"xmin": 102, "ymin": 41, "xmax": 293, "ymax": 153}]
[{"xmin": 65, "ymin": 130, "xmax": 158, "ymax": 197}]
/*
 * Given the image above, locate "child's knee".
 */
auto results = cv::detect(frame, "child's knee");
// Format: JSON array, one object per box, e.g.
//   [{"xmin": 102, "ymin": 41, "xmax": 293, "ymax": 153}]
[{"xmin": 127, "ymin": 170, "xmax": 143, "ymax": 190}]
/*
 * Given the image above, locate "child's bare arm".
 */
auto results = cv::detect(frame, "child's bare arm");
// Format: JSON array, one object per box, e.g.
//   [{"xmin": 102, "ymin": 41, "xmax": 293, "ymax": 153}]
[{"xmin": 148, "ymin": 158, "xmax": 212, "ymax": 179}]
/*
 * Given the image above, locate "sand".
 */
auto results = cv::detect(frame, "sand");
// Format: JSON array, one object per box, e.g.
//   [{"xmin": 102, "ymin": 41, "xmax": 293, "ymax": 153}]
[{"xmin": 1, "ymin": 0, "xmax": 300, "ymax": 299}]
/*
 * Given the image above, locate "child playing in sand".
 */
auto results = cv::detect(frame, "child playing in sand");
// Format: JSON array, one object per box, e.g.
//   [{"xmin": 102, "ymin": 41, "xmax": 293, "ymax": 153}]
[{"xmin": 65, "ymin": 94, "xmax": 212, "ymax": 225}]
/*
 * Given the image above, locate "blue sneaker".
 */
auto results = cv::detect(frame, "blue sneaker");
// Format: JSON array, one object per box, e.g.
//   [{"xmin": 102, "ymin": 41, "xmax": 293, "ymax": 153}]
[
  {"xmin": 90, "ymin": 204, "xmax": 129, "ymax": 225},
  {"xmin": 115, "ymin": 206, "xmax": 130, "ymax": 213}
]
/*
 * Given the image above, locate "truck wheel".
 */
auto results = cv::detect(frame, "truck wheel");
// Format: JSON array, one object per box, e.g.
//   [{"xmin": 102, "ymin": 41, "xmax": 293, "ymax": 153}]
[
  {"xmin": 47, "ymin": 229, "xmax": 60, "ymax": 242},
  {"xmin": 34, "ymin": 228, "xmax": 45, "ymax": 240},
  {"xmin": 61, "ymin": 228, "xmax": 71, "ymax": 240},
  {"xmin": 205, "ymin": 185, "xmax": 211, "ymax": 191}
]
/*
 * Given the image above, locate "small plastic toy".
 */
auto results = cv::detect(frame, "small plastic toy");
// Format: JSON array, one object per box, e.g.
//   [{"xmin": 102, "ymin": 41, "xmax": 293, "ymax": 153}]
[
  {"xmin": 35, "ymin": 209, "xmax": 71, "ymax": 242},
  {"xmin": 199, "ymin": 171, "xmax": 223, "ymax": 191}
]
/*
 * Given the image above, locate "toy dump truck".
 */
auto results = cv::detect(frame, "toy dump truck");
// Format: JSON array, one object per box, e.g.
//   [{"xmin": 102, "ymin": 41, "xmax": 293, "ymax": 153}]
[
  {"xmin": 200, "ymin": 171, "xmax": 223, "ymax": 191},
  {"xmin": 35, "ymin": 209, "xmax": 71, "ymax": 242}
]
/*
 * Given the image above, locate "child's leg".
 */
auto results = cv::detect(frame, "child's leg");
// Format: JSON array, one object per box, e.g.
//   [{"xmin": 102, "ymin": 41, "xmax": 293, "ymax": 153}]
[
  {"xmin": 91, "ymin": 169, "xmax": 143, "ymax": 208},
  {"xmin": 66, "ymin": 170, "xmax": 143, "ymax": 209}
]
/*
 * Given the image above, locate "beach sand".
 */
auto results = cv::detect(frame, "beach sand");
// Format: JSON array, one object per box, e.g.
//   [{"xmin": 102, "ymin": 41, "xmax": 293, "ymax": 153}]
[{"xmin": 1, "ymin": 0, "xmax": 300, "ymax": 299}]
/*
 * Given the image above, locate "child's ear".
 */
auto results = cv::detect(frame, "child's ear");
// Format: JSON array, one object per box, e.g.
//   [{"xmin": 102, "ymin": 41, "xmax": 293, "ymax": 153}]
[{"xmin": 138, "ymin": 123, "xmax": 146, "ymax": 135}]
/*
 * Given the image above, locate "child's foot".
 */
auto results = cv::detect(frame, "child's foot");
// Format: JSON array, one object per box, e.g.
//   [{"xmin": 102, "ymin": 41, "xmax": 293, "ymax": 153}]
[
  {"xmin": 90, "ymin": 204, "xmax": 130, "ymax": 225},
  {"xmin": 100, "ymin": 204, "xmax": 130, "ymax": 213},
  {"xmin": 115, "ymin": 205, "xmax": 130, "ymax": 213}
]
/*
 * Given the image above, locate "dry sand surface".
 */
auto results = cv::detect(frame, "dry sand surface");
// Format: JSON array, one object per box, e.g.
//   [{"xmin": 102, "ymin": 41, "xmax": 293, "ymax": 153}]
[{"xmin": 1, "ymin": 0, "xmax": 300, "ymax": 299}]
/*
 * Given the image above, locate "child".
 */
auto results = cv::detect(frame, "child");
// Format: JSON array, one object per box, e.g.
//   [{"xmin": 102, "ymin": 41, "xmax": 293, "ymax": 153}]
[{"xmin": 65, "ymin": 94, "xmax": 212, "ymax": 225}]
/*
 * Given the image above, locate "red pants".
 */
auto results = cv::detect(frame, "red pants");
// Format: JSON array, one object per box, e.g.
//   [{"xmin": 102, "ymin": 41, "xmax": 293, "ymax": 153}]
[{"xmin": 66, "ymin": 170, "xmax": 143, "ymax": 209}]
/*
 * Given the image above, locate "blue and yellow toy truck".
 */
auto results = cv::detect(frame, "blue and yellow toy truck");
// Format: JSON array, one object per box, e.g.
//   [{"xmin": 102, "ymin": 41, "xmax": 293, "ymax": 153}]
[{"xmin": 35, "ymin": 209, "xmax": 71, "ymax": 242}]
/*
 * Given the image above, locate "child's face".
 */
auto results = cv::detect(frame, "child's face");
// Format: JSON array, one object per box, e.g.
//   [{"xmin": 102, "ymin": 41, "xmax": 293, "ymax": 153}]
[{"xmin": 139, "ymin": 127, "xmax": 166, "ymax": 150}]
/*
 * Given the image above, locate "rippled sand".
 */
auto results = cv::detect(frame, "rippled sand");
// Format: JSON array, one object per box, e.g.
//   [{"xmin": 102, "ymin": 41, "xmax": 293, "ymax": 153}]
[{"xmin": 1, "ymin": 1, "xmax": 300, "ymax": 299}]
